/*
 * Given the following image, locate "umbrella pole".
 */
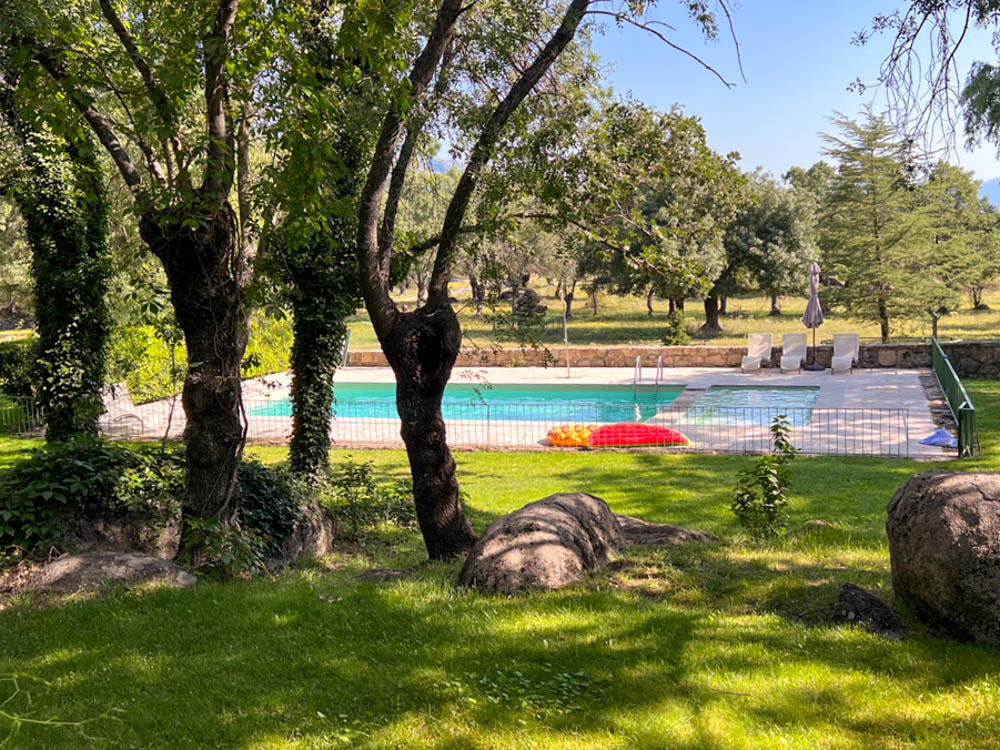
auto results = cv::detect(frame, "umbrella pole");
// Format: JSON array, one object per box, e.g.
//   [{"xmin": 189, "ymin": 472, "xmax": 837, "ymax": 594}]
[{"xmin": 803, "ymin": 327, "xmax": 824, "ymax": 370}]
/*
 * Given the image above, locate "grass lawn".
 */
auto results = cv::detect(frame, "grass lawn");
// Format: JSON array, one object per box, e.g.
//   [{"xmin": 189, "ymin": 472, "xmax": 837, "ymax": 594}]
[
  {"xmin": 2, "ymin": 385, "xmax": 1000, "ymax": 747},
  {"xmin": 345, "ymin": 284, "xmax": 1000, "ymax": 350}
]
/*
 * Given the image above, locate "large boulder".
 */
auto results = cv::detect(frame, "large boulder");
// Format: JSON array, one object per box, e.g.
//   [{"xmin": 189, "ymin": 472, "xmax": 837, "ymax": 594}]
[
  {"xmin": 459, "ymin": 492, "xmax": 625, "ymax": 592},
  {"xmin": 23, "ymin": 552, "xmax": 196, "ymax": 594},
  {"xmin": 886, "ymin": 471, "xmax": 1000, "ymax": 646}
]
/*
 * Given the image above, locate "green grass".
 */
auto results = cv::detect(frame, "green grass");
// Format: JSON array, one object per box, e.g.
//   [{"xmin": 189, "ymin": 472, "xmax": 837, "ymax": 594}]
[
  {"xmin": 3, "ymin": 385, "xmax": 1000, "ymax": 748},
  {"xmin": 345, "ymin": 284, "xmax": 1000, "ymax": 350}
]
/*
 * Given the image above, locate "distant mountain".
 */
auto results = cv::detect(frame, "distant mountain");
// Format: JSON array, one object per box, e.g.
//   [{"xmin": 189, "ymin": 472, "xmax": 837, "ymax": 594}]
[
  {"xmin": 430, "ymin": 157, "xmax": 462, "ymax": 173},
  {"xmin": 979, "ymin": 177, "xmax": 1000, "ymax": 207}
]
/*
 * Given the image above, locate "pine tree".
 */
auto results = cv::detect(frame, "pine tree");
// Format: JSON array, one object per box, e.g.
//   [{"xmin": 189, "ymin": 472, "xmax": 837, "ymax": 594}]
[{"xmin": 819, "ymin": 109, "xmax": 948, "ymax": 341}]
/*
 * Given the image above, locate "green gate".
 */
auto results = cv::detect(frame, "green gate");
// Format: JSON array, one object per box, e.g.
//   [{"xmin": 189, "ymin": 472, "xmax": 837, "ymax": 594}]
[{"xmin": 931, "ymin": 338, "xmax": 980, "ymax": 458}]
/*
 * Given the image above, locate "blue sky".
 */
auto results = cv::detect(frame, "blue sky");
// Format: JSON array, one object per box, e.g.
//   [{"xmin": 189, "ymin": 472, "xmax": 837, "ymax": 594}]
[{"xmin": 590, "ymin": 1, "xmax": 1000, "ymax": 182}]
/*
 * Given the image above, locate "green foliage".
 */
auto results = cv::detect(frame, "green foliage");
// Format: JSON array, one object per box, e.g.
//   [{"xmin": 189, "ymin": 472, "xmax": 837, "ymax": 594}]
[
  {"xmin": 107, "ymin": 315, "xmax": 291, "ymax": 403},
  {"xmin": 8, "ymin": 132, "xmax": 110, "ymax": 440},
  {"xmin": 660, "ymin": 310, "xmax": 691, "ymax": 345},
  {"xmin": 0, "ymin": 440, "xmax": 183, "ymax": 552},
  {"xmin": 180, "ymin": 516, "xmax": 268, "ymax": 580},
  {"xmin": 0, "ymin": 338, "xmax": 35, "ymax": 399},
  {"xmin": 237, "ymin": 459, "xmax": 302, "ymax": 557},
  {"xmin": 731, "ymin": 415, "xmax": 796, "ymax": 537},
  {"xmin": 326, "ymin": 457, "xmax": 416, "ymax": 536},
  {"xmin": 819, "ymin": 109, "xmax": 952, "ymax": 341}
]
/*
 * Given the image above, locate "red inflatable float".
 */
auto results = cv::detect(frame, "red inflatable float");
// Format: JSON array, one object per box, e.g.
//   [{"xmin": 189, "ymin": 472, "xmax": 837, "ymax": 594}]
[{"xmin": 586, "ymin": 422, "xmax": 690, "ymax": 447}]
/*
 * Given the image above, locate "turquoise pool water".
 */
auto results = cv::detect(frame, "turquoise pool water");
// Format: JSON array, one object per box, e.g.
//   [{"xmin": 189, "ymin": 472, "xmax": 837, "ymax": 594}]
[
  {"xmin": 686, "ymin": 385, "xmax": 820, "ymax": 427},
  {"xmin": 250, "ymin": 383, "xmax": 686, "ymax": 423}
]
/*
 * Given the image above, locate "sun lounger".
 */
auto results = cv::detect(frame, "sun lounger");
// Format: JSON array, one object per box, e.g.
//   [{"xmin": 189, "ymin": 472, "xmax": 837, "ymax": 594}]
[
  {"xmin": 831, "ymin": 333, "xmax": 860, "ymax": 374},
  {"xmin": 780, "ymin": 333, "xmax": 807, "ymax": 373},
  {"xmin": 99, "ymin": 382, "xmax": 147, "ymax": 435},
  {"xmin": 741, "ymin": 333, "xmax": 773, "ymax": 372}
]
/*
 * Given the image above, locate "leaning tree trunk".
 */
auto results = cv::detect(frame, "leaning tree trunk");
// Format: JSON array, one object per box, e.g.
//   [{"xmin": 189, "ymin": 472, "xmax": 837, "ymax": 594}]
[
  {"xmin": 377, "ymin": 303, "xmax": 476, "ymax": 559},
  {"xmin": 701, "ymin": 295, "xmax": 723, "ymax": 332},
  {"xmin": 140, "ymin": 206, "xmax": 249, "ymax": 522},
  {"xmin": 646, "ymin": 288, "xmax": 655, "ymax": 317}
]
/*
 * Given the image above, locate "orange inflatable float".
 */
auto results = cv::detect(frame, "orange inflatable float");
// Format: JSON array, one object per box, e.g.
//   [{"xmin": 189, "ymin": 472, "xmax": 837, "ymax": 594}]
[{"xmin": 546, "ymin": 423, "xmax": 600, "ymax": 447}]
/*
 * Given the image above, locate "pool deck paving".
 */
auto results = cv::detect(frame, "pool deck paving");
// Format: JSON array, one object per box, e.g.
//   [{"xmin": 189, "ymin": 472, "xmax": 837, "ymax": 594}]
[{"xmin": 123, "ymin": 366, "xmax": 949, "ymax": 459}]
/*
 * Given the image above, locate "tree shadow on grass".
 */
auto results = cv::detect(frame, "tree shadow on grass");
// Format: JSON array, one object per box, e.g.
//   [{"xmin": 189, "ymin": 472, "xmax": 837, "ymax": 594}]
[{"xmin": 2, "ymin": 554, "xmax": 999, "ymax": 749}]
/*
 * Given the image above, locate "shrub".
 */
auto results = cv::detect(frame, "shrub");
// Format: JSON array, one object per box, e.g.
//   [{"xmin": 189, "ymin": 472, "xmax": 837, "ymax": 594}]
[
  {"xmin": 731, "ymin": 415, "xmax": 796, "ymax": 537},
  {"xmin": 0, "ymin": 439, "xmax": 183, "ymax": 552},
  {"xmin": 326, "ymin": 457, "xmax": 416, "ymax": 535},
  {"xmin": 237, "ymin": 459, "xmax": 302, "ymax": 556},
  {"xmin": 107, "ymin": 313, "xmax": 292, "ymax": 403},
  {"xmin": 181, "ymin": 516, "xmax": 269, "ymax": 579},
  {"xmin": 660, "ymin": 311, "xmax": 690, "ymax": 346},
  {"xmin": 0, "ymin": 338, "xmax": 37, "ymax": 399}
]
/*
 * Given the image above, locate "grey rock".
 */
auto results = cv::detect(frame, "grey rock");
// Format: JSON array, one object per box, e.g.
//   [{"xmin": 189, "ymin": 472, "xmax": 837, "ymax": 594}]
[
  {"xmin": 832, "ymin": 582, "xmax": 905, "ymax": 640},
  {"xmin": 24, "ymin": 552, "xmax": 196, "ymax": 594},
  {"xmin": 458, "ymin": 492, "xmax": 624, "ymax": 592},
  {"xmin": 614, "ymin": 514, "xmax": 715, "ymax": 545},
  {"xmin": 887, "ymin": 471, "xmax": 1000, "ymax": 646},
  {"xmin": 57, "ymin": 508, "xmax": 181, "ymax": 560},
  {"xmin": 267, "ymin": 505, "xmax": 338, "ymax": 569}
]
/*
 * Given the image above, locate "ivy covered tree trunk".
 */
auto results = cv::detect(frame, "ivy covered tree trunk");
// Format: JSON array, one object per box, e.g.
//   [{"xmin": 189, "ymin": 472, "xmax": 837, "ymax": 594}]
[
  {"xmin": 140, "ymin": 207, "xmax": 248, "ymax": 521},
  {"xmin": 14, "ymin": 135, "xmax": 110, "ymax": 441},
  {"xmin": 378, "ymin": 305, "xmax": 476, "ymax": 559}
]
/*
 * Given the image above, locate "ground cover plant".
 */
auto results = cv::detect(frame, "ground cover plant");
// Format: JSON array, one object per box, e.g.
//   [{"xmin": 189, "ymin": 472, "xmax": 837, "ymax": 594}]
[{"xmin": 0, "ymin": 383, "xmax": 998, "ymax": 747}]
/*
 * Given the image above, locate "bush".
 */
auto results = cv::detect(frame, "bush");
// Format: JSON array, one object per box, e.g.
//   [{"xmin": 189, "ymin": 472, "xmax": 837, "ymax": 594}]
[
  {"xmin": 660, "ymin": 311, "xmax": 690, "ymax": 346},
  {"xmin": 237, "ymin": 459, "xmax": 302, "ymax": 556},
  {"xmin": 731, "ymin": 415, "xmax": 796, "ymax": 537},
  {"xmin": 0, "ymin": 338, "xmax": 37, "ymax": 399},
  {"xmin": 326, "ymin": 457, "xmax": 416, "ymax": 535},
  {"xmin": 107, "ymin": 313, "xmax": 292, "ymax": 403},
  {"xmin": 0, "ymin": 439, "xmax": 184, "ymax": 552}
]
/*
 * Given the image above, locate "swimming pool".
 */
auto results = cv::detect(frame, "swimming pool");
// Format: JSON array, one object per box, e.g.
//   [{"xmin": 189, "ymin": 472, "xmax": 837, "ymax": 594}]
[
  {"xmin": 686, "ymin": 385, "xmax": 820, "ymax": 427},
  {"xmin": 249, "ymin": 383, "xmax": 686, "ymax": 423}
]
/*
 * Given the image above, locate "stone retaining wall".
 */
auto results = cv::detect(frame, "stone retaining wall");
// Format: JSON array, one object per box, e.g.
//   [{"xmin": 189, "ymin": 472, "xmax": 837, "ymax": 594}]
[{"xmin": 346, "ymin": 341, "xmax": 1000, "ymax": 378}]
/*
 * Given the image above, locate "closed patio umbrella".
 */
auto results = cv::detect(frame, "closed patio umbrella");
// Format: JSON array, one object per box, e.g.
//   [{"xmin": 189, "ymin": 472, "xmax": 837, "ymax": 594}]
[{"xmin": 802, "ymin": 261, "xmax": 825, "ymax": 370}]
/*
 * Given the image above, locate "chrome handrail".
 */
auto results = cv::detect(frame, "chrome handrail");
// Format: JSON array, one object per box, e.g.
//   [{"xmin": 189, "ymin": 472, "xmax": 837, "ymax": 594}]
[{"xmin": 633, "ymin": 355, "xmax": 642, "ymax": 386}]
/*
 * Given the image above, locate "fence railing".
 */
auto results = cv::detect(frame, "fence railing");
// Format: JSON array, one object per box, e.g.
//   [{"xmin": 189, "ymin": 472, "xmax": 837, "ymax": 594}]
[
  {"xmin": 931, "ymin": 338, "xmax": 980, "ymax": 457},
  {"xmin": 0, "ymin": 396, "xmax": 912, "ymax": 458}
]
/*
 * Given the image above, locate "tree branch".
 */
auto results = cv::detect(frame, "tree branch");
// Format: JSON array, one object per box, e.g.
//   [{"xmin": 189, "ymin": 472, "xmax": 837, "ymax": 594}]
[
  {"xmin": 34, "ymin": 48, "xmax": 144, "ymax": 191},
  {"xmin": 97, "ymin": 0, "xmax": 187, "ymax": 178},
  {"xmin": 356, "ymin": 0, "xmax": 468, "ymax": 335},
  {"xmin": 378, "ymin": 36, "xmax": 457, "ymax": 279},
  {"xmin": 202, "ymin": 0, "xmax": 240, "ymax": 204},
  {"xmin": 427, "ymin": 0, "xmax": 591, "ymax": 303},
  {"xmin": 586, "ymin": 10, "xmax": 735, "ymax": 88}
]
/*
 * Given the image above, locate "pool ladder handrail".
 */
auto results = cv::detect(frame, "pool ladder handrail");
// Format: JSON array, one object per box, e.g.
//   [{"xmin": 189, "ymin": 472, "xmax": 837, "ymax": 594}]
[
  {"xmin": 655, "ymin": 355, "xmax": 663, "ymax": 389},
  {"xmin": 633, "ymin": 355, "xmax": 642, "ymax": 387}
]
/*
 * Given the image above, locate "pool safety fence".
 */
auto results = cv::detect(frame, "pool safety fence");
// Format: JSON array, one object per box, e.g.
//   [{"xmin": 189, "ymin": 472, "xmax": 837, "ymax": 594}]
[
  {"xmin": 0, "ymin": 396, "xmax": 912, "ymax": 458},
  {"xmin": 931, "ymin": 338, "xmax": 980, "ymax": 458}
]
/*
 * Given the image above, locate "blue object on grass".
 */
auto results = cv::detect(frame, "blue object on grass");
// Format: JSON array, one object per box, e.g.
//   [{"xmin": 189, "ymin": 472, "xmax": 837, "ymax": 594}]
[{"xmin": 919, "ymin": 428, "xmax": 958, "ymax": 448}]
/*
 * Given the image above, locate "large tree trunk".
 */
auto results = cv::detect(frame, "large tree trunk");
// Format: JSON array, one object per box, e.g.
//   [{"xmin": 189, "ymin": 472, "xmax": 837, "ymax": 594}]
[
  {"xmin": 701, "ymin": 295, "xmax": 722, "ymax": 332},
  {"xmin": 378, "ymin": 304, "xmax": 476, "ymax": 559},
  {"xmin": 140, "ymin": 206, "xmax": 248, "ymax": 522}
]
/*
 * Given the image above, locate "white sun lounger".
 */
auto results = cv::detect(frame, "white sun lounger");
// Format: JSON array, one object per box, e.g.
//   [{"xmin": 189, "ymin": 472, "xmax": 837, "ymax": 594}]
[
  {"xmin": 741, "ymin": 333, "xmax": 773, "ymax": 372},
  {"xmin": 831, "ymin": 333, "xmax": 860, "ymax": 374},
  {"xmin": 780, "ymin": 333, "xmax": 808, "ymax": 373},
  {"xmin": 99, "ymin": 382, "xmax": 147, "ymax": 435}
]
